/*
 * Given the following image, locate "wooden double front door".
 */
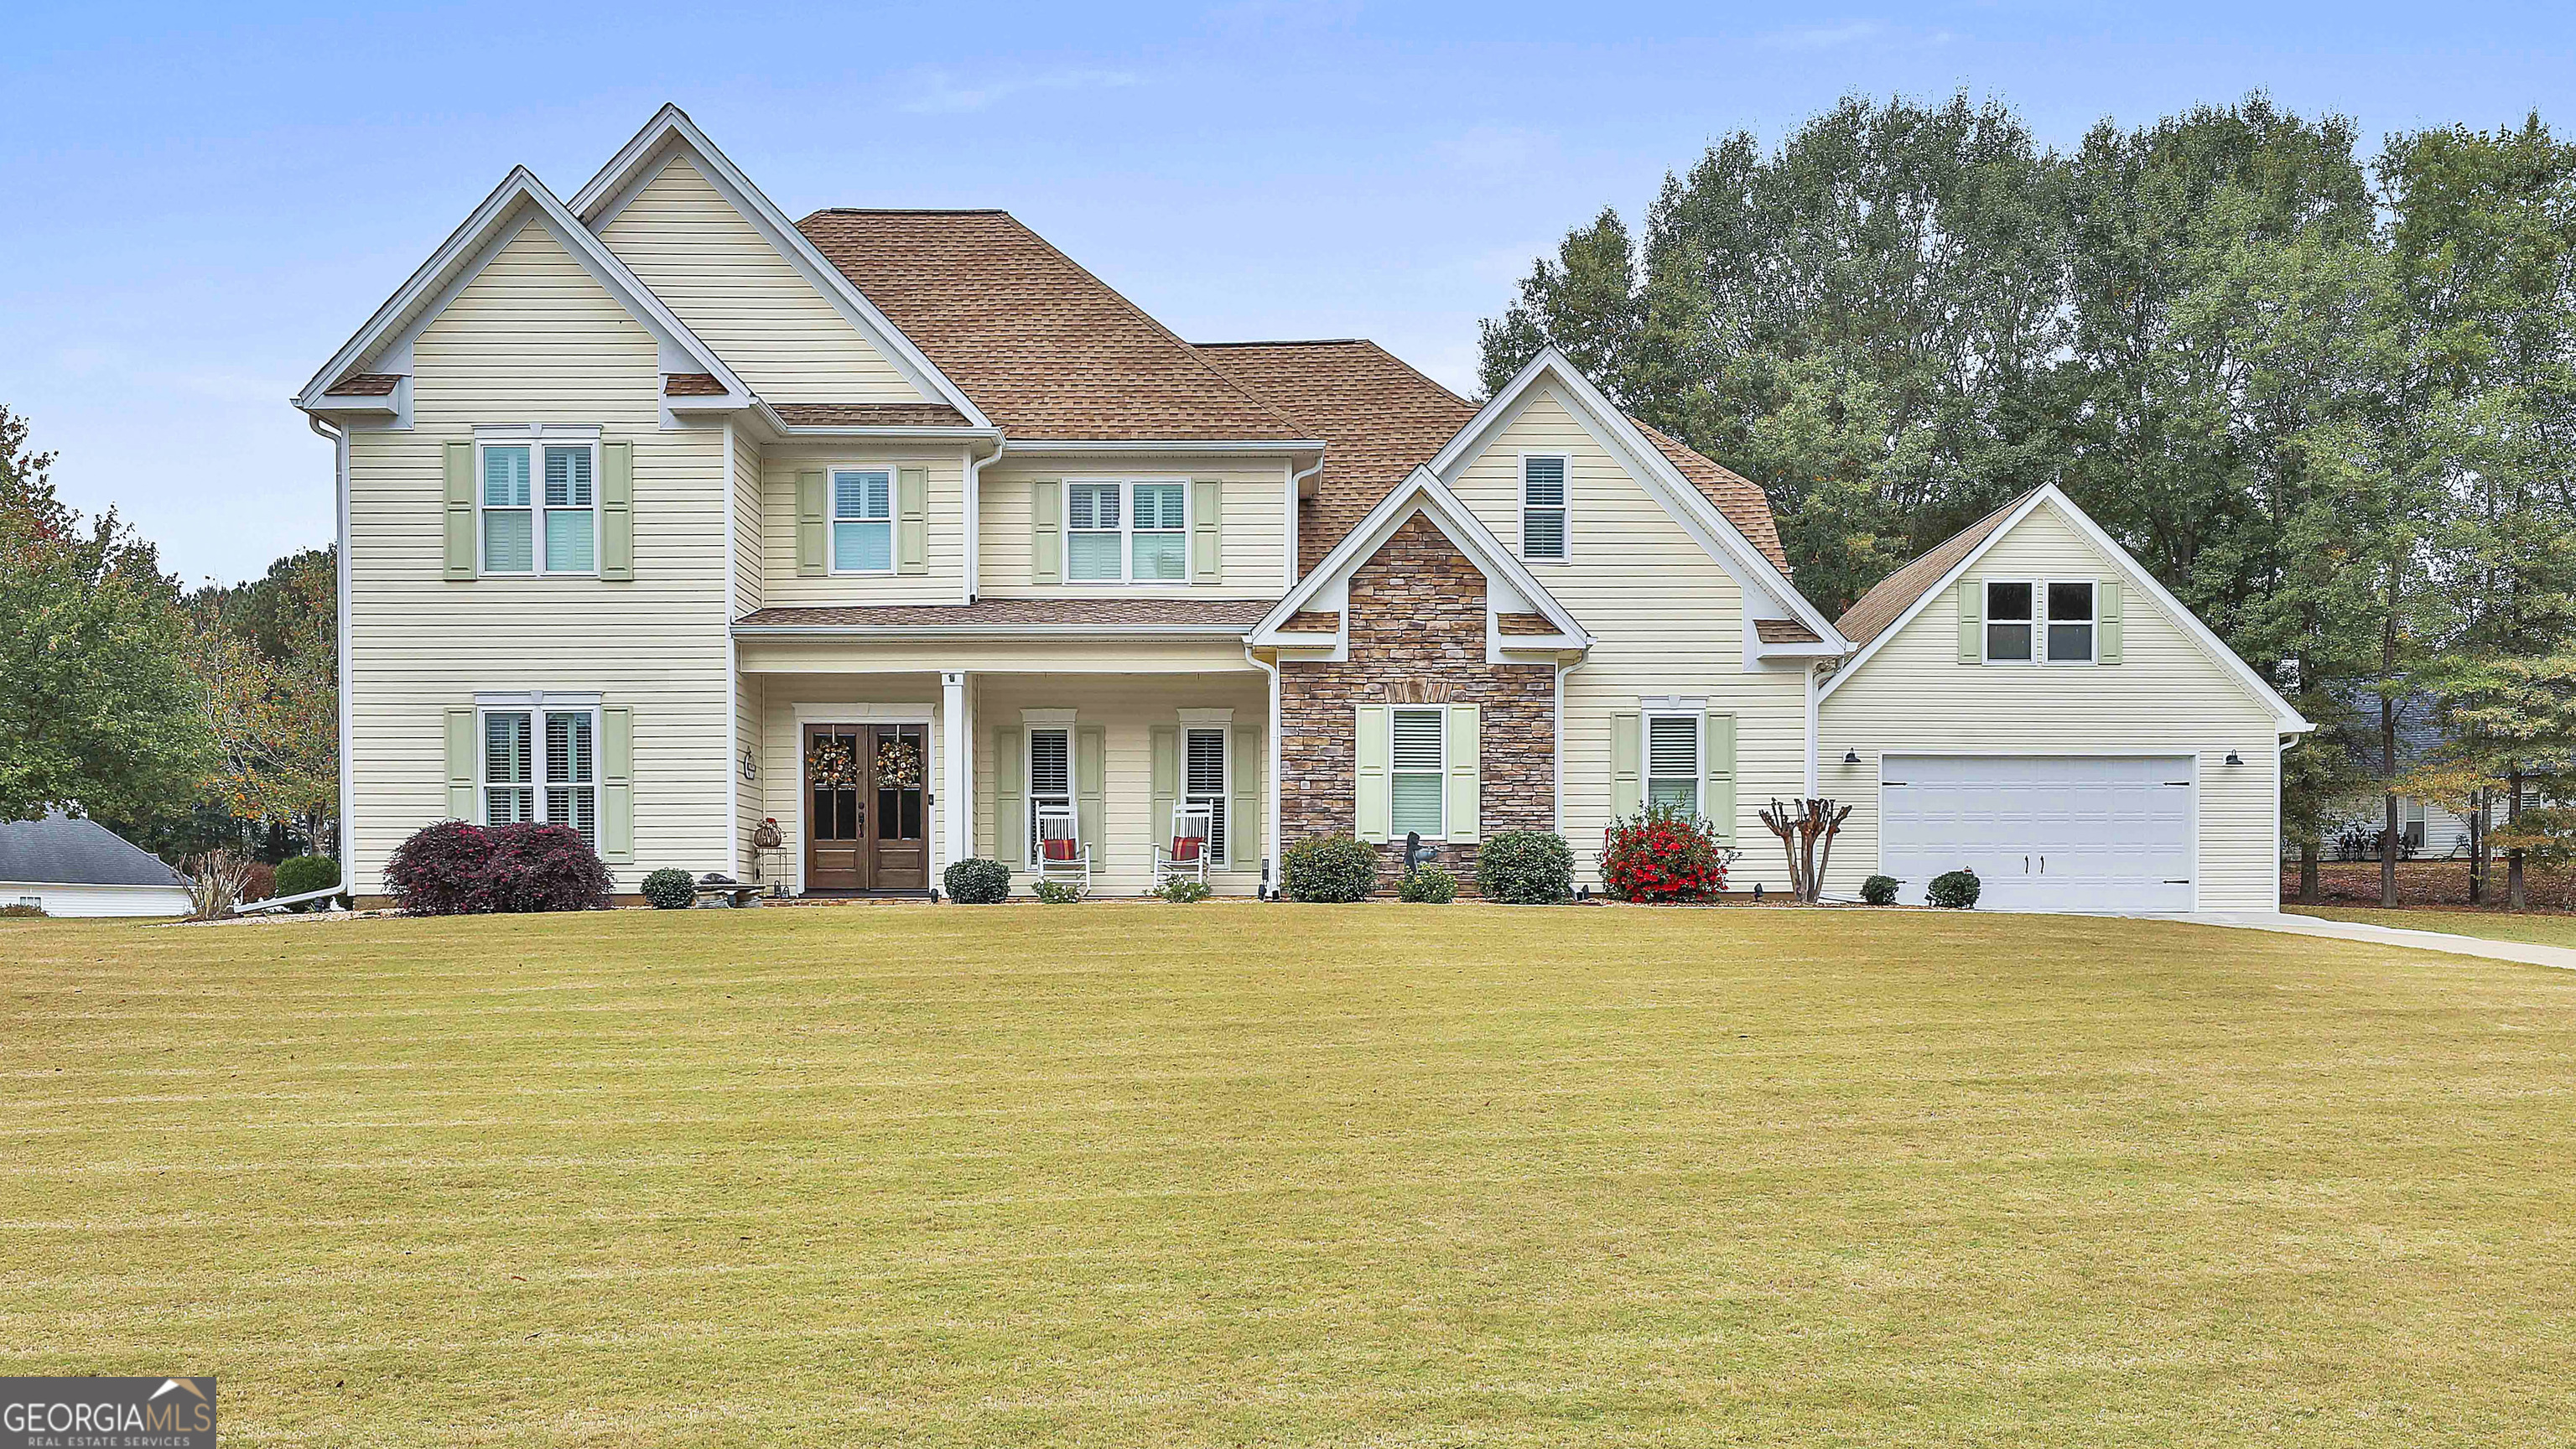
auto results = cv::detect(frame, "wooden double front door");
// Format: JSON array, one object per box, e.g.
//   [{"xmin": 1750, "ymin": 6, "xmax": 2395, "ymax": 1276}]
[{"xmin": 803, "ymin": 724, "xmax": 928, "ymax": 891}]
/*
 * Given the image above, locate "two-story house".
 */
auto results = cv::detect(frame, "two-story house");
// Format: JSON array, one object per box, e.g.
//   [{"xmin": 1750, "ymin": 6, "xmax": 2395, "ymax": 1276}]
[{"xmin": 297, "ymin": 106, "xmax": 2309, "ymax": 910}]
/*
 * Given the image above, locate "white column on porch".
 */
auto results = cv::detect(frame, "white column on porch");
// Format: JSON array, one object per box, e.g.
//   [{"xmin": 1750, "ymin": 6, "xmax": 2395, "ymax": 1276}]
[{"xmin": 942, "ymin": 671, "xmax": 970, "ymax": 874}]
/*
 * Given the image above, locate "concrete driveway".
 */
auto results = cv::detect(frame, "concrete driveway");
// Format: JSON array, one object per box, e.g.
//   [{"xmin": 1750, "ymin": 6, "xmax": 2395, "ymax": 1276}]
[{"xmin": 2167, "ymin": 910, "xmax": 2576, "ymax": 971}]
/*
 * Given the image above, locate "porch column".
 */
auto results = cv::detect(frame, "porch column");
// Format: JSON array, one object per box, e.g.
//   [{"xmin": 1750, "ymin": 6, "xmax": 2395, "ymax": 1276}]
[{"xmin": 942, "ymin": 670, "xmax": 970, "ymax": 873}]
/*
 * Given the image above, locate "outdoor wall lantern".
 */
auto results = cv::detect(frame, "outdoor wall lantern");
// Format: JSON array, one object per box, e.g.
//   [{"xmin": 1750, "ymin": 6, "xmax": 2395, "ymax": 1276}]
[
  {"xmin": 2225, "ymin": 751, "xmax": 2245, "ymax": 766},
  {"xmin": 1843, "ymin": 749, "xmax": 1861, "ymax": 765}
]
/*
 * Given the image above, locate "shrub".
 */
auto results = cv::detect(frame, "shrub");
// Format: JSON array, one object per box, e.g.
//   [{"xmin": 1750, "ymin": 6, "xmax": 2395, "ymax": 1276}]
[
  {"xmin": 1281, "ymin": 834, "xmax": 1380, "ymax": 902},
  {"xmin": 641, "ymin": 868, "xmax": 697, "ymax": 910},
  {"xmin": 943, "ymin": 858, "xmax": 1011, "ymax": 904},
  {"xmin": 1599, "ymin": 802, "xmax": 1729, "ymax": 903},
  {"xmin": 0, "ymin": 903, "xmax": 44, "ymax": 918},
  {"xmin": 1398, "ymin": 865, "xmax": 1458, "ymax": 903},
  {"xmin": 1475, "ymin": 830, "xmax": 1573, "ymax": 904},
  {"xmin": 240, "ymin": 862, "xmax": 278, "ymax": 905},
  {"xmin": 384, "ymin": 821, "xmax": 491, "ymax": 915},
  {"xmin": 273, "ymin": 854, "xmax": 340, "ymax": 901},
  {"xmin": 1861, "ymin": 874, "xmax": 1899, "ymax": 906},
  {"xmin": 1034, "ymin": 879, "xmax": 1083, "ymax": 904},
  {"xmin": 1156, "ymin": 878, "xmax": 1212, "ymax": 903},
  {"xmin": 481, "ymin": 824, "xmax": 615, "ymax": 913},
  {"xmin": 1928, "ymin": 869, "xmax": 1981, "ymax": 909}
]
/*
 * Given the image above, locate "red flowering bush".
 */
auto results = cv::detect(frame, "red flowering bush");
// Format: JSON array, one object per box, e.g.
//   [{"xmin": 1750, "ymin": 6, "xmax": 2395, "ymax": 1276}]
[{"xmin": 1600, "ymin": 802, "xmax": 1729, "ymax": 903}]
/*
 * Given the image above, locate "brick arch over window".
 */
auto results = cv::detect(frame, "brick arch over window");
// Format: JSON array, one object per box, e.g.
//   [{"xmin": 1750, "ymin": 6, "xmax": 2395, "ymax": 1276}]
[{"xmin": 1278, "ymin": 514, "xmax": 1556, "ymax": 888}]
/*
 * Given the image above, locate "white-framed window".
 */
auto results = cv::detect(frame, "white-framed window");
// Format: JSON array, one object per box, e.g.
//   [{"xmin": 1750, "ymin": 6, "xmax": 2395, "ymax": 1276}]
[
  {"xmin": 1066, "ymin": 479, "xmax": 1188, "ymax": 584},
  {"xmin": 1984, "ymin": 579, "xmax": 2098, "ymax": 664},
  {"xmin": 1185, "ymin": 726, "xmax": 1229, "ymax": 860},
  {"xmin": 2045, "ymin": 580, "xmax": 2096, "ymax": 662},
  {"xmin": 481, "ymin": 705, "xmax": 598, "ymax": 849},
  {"xmin": 1984, "ymin": 579, "xmax": 2034, "ymax": 662},
  {"xmin": 13, "ymin": 896, "xmax": 37, "ymax": 911},
  {"xmin": 1646, "ymin": 712, "xmax": 1701, "ymax": 813},
  {"xmin": 830, "ymin": 466, "xmax": 894, "ymax": 575},
  {"xmin": 480, "ymin": 440, "xmax": 596, "ymax": 575},
  {"xmin": 1390, "ymin": 707, "xmax": 1446, "ymax": 838},
  {"xmin": 1520, "ymin": 454, "xmax": 1568, "ymax": 560},
  {"xmin": 1027, "ymin": 726, "xmax": 1072, "ymax": 865}
]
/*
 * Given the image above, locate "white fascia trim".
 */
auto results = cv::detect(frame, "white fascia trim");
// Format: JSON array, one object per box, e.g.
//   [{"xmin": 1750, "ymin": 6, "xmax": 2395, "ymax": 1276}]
[
  {"xmin": 1426, "ymin": 348, "xmax": 1845, "ymax": 647},
  {"xmin": 731, "ymin": 622, "xmax": 1259, "ymax": 639},
  {"xmin": 569, "ymin": 106, "xmax": 994, "ymax": 431},
  {"xmin": 1814, "ymin": 485, "xmax": 2313, "ymax": 734},
  {"xmin": 1248, "ymin": 468, "xmax": 1591, "ymax": 649},
  {"xmin": 293, "ymin": 166, "xmax": 749, "ymax": 410},
  {"xmin": 1005, "ymin": 439, "xmax": 1329, "ymax": 454}
]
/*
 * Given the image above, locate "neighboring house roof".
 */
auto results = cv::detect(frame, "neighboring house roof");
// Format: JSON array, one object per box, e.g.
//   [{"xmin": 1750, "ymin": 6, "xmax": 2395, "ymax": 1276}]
[
  {"xmin": 1834, "ymin": 488, "xmax": 2041, "ymax": 647},
  {"xmin": 735, "ymin": 599, "xmax": 1276, "ymax": 632},
  {"xmin": 796, "ymin": 210, "xmax": 1309, "ymax": 442},
  {"xmin": 0, "ymin": 813, "xmax": 186, "ymax": 888}
]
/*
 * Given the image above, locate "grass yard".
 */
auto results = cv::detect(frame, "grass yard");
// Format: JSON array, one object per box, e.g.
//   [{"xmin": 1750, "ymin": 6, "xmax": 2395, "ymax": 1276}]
[
  {"xmin": 2291, "ymin": 905, "xmax": 2576, "ymax": 951},
  {"xmin": 6, "ymin": 905, "xmax": 2575, "ymax": 1446}
]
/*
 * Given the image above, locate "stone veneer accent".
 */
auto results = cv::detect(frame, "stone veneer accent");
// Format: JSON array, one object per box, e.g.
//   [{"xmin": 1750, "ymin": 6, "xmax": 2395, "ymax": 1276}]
[{"xmin": 1279, "ymin": 513, "xmax": 1556, "ymax": 889}]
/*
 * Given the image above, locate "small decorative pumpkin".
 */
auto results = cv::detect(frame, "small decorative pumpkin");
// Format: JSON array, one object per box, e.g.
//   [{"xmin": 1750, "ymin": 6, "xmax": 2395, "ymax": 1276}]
[{"xmin": 751, "ymin": 817, "xmax": 783, "ymax": 850}]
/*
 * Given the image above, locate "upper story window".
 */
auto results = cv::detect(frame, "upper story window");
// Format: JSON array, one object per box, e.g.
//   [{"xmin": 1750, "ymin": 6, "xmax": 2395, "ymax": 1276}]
[
  {"xmin": 480, "ymin": 441, "xmax": 596, "ymax": 575},
  {"xmin": 832, "ymin": 467, "xmax": 894, "ymax": 575},
  {"xmin": 1390, "ymin": 707, "xmax": 1446, "ymax": 838},
  {"xmin": 2046, "ymin": 581, "xmax": 2096, "ymax": 662},
  {"xmin": 1646, "ymin": 712, "xmax": 1702, "ymax": 813},
  {"xmin": 1067, "ymin": 480, "xmax": 1188, "ymax": 584},
  {"xmin": 1984, "ymin": 579, "xmax": 2096, "ymax": 664},
  {"xmin": 1520, "ymin": 454, "xmax": 1568, "ymax": 560}
]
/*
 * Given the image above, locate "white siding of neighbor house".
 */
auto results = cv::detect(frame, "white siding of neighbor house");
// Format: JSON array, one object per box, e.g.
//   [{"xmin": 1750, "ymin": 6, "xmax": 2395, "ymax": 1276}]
[
  {"xmin": 1, "ymin": 883, "xmax": 195, "ymax": 918},
  {"xmin": 595, "ymin": 154, "xmax": 924, "ymax": 404},
  {"xmin": 1445, "ymin": 390, "xmax": 1810, "ymax": 890},
  {"xmin": 756, "ymin": 444, "xmax": 969, "ymax": 607},
  {"xmin": 1818, "ymin": 499, "xmax": 2286, "ymax": 910},
  {"xmin": 345, "ymin": 216, "xmax": 731, "ymax": 896},
  {"xmin": 977, "ymin": 455, "xmax": 1291, "ymax": 600}
]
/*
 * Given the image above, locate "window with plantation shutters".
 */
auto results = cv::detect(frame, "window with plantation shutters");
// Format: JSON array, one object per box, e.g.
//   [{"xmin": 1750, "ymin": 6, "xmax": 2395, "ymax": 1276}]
[
  {"xmin": 545, "ymin": 710, "xmax": 597, "ymax": 847},
  {"xmin": 1185, "ymin": 727, "xmax": 1228, "ymax": 859},
  {"xmin": 485, "ymin": 712, "xmax": 534, "ymax": 823},
  {"xmin": 479, "ymin": 442, "xmax": 597, "ymax": 575},
  {"xmin": 1521, "ymin": 454, "xmax": 1568, "ymax": 560},
  {"xmin": 542, "ymin": 446, "xmax": 595, "ymax": 572},
  {"xmin": 1028, "ymin": 729, "xmax": 1072, "ymax": 860},
  {"xmin": 831, "ymin": 468, "xmax": 894, "ymax": 574},
  {"xmin": 1063, "ymin": 479, "xmax": 1191, "ymax": 583},
  {"xmin": 1646, "ymin": 713, "xmax": 1701, "ymax": 813},
  {"xmin": 1390, "ymin": 708, "xmax": 1446, "ymax": 836},
  {"xmin": 480, "ymin": 707, "xmax": 598, "ymax": 849},
  {"xmin": 1067, "ymin": 484, "xmax": 1122, "ymax": 581},
  {"xmin": 1132, "ymin": 484, "xmax": 1187, "ymax": 580}
]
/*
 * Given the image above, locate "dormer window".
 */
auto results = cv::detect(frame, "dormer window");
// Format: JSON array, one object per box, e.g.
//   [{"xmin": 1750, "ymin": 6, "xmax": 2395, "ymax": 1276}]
[
  {"xmin": 831, "ymin": 468, "xmax": 894, "ymax": 575},
  {"xmin": 1520, "ymin": 454, "xmax": 1568, "ymax": 560},
  {"xmin": 1067, "ymin": 479, "xmax": 1188, "ymax": 584}
]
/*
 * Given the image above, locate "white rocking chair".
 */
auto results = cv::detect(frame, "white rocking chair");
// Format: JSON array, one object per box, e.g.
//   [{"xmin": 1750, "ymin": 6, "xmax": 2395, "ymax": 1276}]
[
  {"xmin": 1034, "ymin": 804, "xmax": 1090, "ymax": 896},
  {"xmin": 1155, "ymin": 805, "xmax": 1213, "ymax": 891}
]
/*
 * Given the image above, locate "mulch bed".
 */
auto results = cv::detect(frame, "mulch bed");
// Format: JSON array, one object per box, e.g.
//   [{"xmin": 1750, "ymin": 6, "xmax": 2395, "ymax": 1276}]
[{"xmin": 2282, "ymin": 860, "xmax": 2576, "ymax": 912}]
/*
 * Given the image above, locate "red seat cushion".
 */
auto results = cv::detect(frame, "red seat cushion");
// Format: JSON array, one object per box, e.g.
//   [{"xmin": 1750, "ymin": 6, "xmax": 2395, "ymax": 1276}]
[
  {"xmin": 1041, "ymin": 838, "xmax": 1079, "ymax": 861},
  {"xmin": 1171, "ymin": 838, "xmax": 1201, "ymax": 861}
]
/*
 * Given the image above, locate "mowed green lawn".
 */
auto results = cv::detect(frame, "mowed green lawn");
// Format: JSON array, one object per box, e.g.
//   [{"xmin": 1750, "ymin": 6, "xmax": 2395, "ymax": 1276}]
[
  {"xmin": 6, "ymin": 905, "xmax": 2575, "ymax": 1446},
  {"xmin": 2293, "ymin": 905, "xmax": 2576, "ymax": 951}
]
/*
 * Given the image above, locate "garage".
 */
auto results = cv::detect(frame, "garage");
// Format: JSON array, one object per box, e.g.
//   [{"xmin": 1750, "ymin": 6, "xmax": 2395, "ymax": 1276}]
[{"xmin": 1878, "ymin": 754, "xmax": 2195, "ymax": 912}]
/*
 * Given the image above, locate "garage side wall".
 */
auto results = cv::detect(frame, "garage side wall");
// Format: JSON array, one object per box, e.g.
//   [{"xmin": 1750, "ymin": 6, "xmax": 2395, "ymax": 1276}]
[{"xmin": 1816, "ymin": 502, "xmax": 2283, "ymax": 910}]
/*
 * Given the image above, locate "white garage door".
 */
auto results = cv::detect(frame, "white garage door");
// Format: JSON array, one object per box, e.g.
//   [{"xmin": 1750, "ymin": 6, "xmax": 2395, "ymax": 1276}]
[{"xmin": 1878, "ymin": 755, "xmax": 2194, "ymax": 912}]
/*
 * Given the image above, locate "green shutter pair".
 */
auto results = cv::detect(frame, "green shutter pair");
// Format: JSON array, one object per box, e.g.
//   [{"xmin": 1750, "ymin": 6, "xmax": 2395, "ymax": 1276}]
[
  {"xmin": 1955, "ymin": 578, "xmax": 2125, "ymax": 663},
  {"xmin": 1609, "ymin": 711, "xmax": 1735, "ymax": 841},
  {"xmin": 442, "ymin": 439, "xmax": 631, "ymax": 581},
  {"xmin": 1026, "ymin": 479, "xmax": 1223, "ymax": 584},
  {"xmin": 797, "ymin": 468, "xmax": 929, "ymax": 577},
  {"xmin": 989, "ymin": 723, "xmax": 1105, "ymax": 870},
  {"xmin": 442, "ymin": 704, "xmax": 633, "ymax": 863},
  {"xmin": 1150, "ymin": 725, "xmax": 1265, "ymax": 870},
  {"xmin": 1353, "ymin": 704, "xmax": 1479, "ymax": 845}
]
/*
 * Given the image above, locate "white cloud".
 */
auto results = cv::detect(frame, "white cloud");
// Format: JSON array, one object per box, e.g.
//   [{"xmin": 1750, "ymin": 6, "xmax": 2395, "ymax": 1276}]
[
  {"xmin": 1758, "ymin": 18, "xmax": 1955, "ymax": 51},
  {"xmin": 896, "ymin": 65, "xmax": 1143, "ymax": 115}
]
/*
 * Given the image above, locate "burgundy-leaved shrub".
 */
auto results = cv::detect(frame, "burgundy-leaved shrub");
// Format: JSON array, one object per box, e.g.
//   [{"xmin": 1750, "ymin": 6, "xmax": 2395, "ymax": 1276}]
[
  {"xmin": 384, "ymin": 820, "xmax": 493, "ymax": 915},
  {"xmin": 481, "ymin": 823, "xmax": 615, "ymax": 913}
]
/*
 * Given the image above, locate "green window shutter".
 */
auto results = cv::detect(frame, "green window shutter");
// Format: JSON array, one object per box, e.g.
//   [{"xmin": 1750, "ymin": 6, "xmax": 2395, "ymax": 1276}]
[
  {"xmin": 443, "ymin": 440, "xmax": 476, "ymax": 580},
  {"xmin": 1230, "ymin": 724, "xmax": 1262, "ymax": 870},
  {"xmin": 1354, "ymin": 704, "xmax": 1392, "ymax": 843},
  {"xmin": 1190, "ymin": 478, "xmax": 1223, "ymax": 584},
  {"xmin": 896, "ymin": 466, "xmax": 929, "ymax": 575},
  {"xmin": 600, "ymin": 705, "xmax": 634, "ymax": 865},
  {"xmin": 600, "ymin": 441, "xmax": 634, "ymax": 581},
  {"xmin": 992, "ymin": 726, "xmax": 1026, "ymax": 870},
  {"xmin": 1610, "ymin": 711, "xmax": 1642, "ymax": 819},
  {"xmin": 1077, "ymin": 724, "xmax": 1107, "ymax": 865},
  {"xmin": 1702, "ymin": 712, "xmax": 1737, "ymax": 844},
  {"xmin": 444, "ymin": 706, "xmax": 477, "ymax": 819},
  {"xmin": 1957, "ymin": 579, "xmax": 1983, "ymax": 663},
  {"xmin": 1445, "ymin": 704, "xmax": 1481, "ymax": 845},
  {"xmin": 1031, "ymin": 480, "xmax": 1063, "ymax": 584},
  {"xmin": 1150, "ymin": 725, "xmax": 1179, "ymax": 857},
  {"xmin": 796, "ymin": 470, "xmax": 827, "ymax": 577},
  {"xmin": 2098, "ymin": 578, "xmax": 2124, "ymax": 664}
]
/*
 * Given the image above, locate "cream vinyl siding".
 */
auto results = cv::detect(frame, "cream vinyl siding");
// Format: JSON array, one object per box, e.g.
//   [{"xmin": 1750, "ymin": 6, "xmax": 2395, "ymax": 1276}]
[
  {"xmin": 345, "ymin": 219, "xmax": 730, "ymax": 895},
  {"xmin": 1818, "ymin": 501, "xmax": 2285, "ymax": 909},
  {"xmin": 730, "ymin": 425, "xmax": 764, "ymax": 615},
  {"xmin": 595, "ymin": 155, "xmax": 923, "ymax": 403},
  {"xmin": 735, "ymin": 636, "xmax": 1253, "ymax": 678},
  {"xmin": 758, "ymin": 444, "xmax": 965, "ymax": 605},
  {"xmin": 978, "ymin": 456, "xmax": 1288, "ymax": 598},
  {"xmin": 1446, "ymin": 392, "xmax": 1806, "ymax": 889}
]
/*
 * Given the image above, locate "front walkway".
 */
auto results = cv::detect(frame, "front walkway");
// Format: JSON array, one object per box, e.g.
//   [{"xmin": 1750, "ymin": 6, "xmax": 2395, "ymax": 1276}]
[{"xmin": 2166, "ymin": 910, "xmax": 2576, "ymax": 972}]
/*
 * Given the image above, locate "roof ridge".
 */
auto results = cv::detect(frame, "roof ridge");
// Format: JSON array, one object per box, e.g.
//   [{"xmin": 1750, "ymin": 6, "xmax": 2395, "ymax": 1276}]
[
  {"xmin": 807, "ymin": 206, "xmax": 1014, "ymax": 216},
  {"xmin": 1193, "ymin": 337, "xmax": 1370, "ymax": 347}
]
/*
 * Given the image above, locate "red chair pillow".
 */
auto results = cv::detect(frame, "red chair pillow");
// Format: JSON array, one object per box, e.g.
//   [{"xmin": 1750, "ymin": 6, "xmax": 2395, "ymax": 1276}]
[
  {"xmin": 1041, "ymin": 837, "xmax": 1079, "ymax": 862},
  {"xmin": 1171, "ymin": 837, "xmax": 1201, "ymax": 861}
]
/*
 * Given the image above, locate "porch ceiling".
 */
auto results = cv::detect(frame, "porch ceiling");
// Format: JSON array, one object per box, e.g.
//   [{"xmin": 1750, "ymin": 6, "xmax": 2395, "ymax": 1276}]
[{"xmin": 734, "ymin": 599, "xmax": 1275, "ymax": 635}]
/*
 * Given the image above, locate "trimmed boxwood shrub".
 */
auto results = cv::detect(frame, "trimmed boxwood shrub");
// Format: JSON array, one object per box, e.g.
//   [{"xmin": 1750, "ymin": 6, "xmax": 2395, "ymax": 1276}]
[
  {"xmin": 382, "ymin": 820, "xmax": 612, "ymax": 915},
  {"xmin": 1281, "ymin": 834, "xmax": 1379, "ymax": 902},
  {"xmin": 382, "ymin": 821, "xmax": 491, "ymax": 916},
  {"xmin": 1398, "ymin": 865, "xmax": 1458, "ymax": 903},
  {"xmin": 943, "ymin": 858, "xmax": 1011, "ymax": 904},
  {"xmin": 1599, "ymin": 802, "xmax": 1729, "ymax": 902},
  {"xmin": 1474, "ymin": 830, "xmax": 1573, "ymax": 904},
  {"xmin": 1861, "ymin": 874, "xmax": 1900, "ymax": 906},
  {"xmin": 641, "ymin": 868, "xmax": 697, "ymax": 910},
  {"xmin": 273, "ymin": 854, "xmax": 339, "ymax": 901},
  {"xmin": 1034, "ymin": 879, "xmax": 1083, "ymax": 904},
  {"xmin": 1928, "ymin": 869, "xmax": 1981, "ymax": 909}
]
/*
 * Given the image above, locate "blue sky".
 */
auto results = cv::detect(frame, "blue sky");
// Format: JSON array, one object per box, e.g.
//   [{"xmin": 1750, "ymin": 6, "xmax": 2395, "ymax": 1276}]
[{"xmin": 6, "ymin": 2, "xmax": 2573, "ymax": 584}]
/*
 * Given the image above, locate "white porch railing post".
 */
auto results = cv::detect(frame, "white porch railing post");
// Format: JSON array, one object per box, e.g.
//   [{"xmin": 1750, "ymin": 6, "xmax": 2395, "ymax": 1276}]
[{"xmin": 942, "ymin": 671, "xmax": 969, "ymax": 875}]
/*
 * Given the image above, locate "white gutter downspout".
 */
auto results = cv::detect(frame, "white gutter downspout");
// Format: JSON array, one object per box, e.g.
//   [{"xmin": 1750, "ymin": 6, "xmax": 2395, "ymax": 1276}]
[
  {"xmin": 1244, "ymin": 642, "xmax": 1283, "ymax": 897},
  {"xmin": 1803, "ymin": 662, "xmax": 1820, "ymax": 796},
  {"xmin": 964, "ymin": 439, "xmax": 1002, "ymax": 603},
  {"xmin": 1285, "ymin": 454, "xmax": 1323, "ymax": 588},
  {"xmin": 307, "ymin": 413, "xmax": 353, "ymax": 890}
]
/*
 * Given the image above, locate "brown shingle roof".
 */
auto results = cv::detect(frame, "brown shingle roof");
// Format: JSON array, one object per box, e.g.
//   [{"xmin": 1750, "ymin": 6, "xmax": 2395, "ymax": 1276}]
[
  {"xmin": 1497, "ymin": 612, "xmax": 1563, "ymax": 636},
  {"xmin": 663, "ymin": 372, "xmax": 728, "ymax": 396},
  {"xmin": 1192, "ymin": 340, "xmax": 1478, "ymax": 577},
  {"xmin": 795, "ymin": 210, "xmax": 1303, "ymax": 441},
  {"xmin": 736, "ymin": 599, "xmax": 1275, "ymax": 631},
  {"xmin": 1753, "ymin": 619, "xmax": 1823, "ymax": 644},
  {"xmin": 1278, "ymin": 610, "xmax": 1342, "ymax": 633},
  {"xmin": 770, "ymin": 402, "xmax": 975, "ymax": 428},
  {"xmin": 1631, "ymin": 419, "xmax": 1788, "ymax": 572},
  {"xmin": 1835, "ymin": 488, "xmax": 2043, "ymax": 647},
  {"xmin": 326, "ymin": 372, "xmax": 402, "ymax": 396}
]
